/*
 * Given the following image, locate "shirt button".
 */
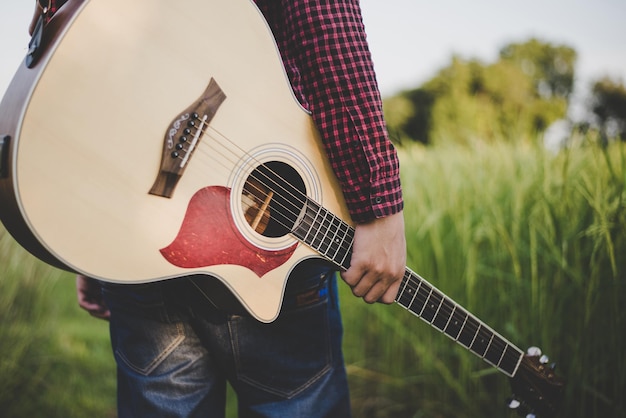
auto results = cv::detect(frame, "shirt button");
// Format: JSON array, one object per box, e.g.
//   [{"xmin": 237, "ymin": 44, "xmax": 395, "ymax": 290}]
[{"xmin": 374, "ymin": 196, "xmax": 383, "ymax": 204}]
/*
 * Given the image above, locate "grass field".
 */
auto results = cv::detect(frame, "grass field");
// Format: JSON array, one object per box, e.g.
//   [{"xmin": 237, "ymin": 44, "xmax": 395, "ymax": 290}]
[{"xmin": 1, "ymin": 138, "xmax": 624, "ymax": 417}]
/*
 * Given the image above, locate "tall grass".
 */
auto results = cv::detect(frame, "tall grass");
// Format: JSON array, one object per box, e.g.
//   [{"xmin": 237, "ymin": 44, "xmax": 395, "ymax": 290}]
[
  {"xmin": 1, "ymin": 137, "xmax": 624, "ymax": 417},
  {"xmin": 341, "ymin": 138, "xmax": 625, "ymax": 417},
  {"xmin": 0, "ymin": 229, "xmax": 116, "ymax": 417}
]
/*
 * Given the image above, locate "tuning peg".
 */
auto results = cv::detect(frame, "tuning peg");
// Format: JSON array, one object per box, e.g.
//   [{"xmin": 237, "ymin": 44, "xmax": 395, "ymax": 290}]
[
  {"xmin": 540, "ymin": 354, "xmax": 550, "ymax": 364},
  {"xmin": 527, "ymin": 346, "xmax": 542, "ymax": 356},
  {"xmin": 507, "ymin": 397, "xmax": 537, "ymax": 417},
  {"xmin": 550, "ymin": 362, "xmax": 558, "ymax": 371},
  {"xmin": 507, "ymin": 398, "xmax": 521, "ymax": 409}
]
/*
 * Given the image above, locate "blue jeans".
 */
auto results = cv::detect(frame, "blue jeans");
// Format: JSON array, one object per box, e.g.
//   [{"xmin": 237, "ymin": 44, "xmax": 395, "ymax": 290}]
[{"xmin": 102, "ymin": 265, "xmax": 351, "ymax": 418}]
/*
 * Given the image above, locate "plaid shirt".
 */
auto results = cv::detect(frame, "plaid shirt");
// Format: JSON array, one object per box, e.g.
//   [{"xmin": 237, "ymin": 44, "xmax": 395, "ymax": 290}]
[
  {"xmin": 47, "ymin": 0, "xmax": 403, "ymax": 223},
  {"xmin": 256, "ymin": 0, "xmax": 403, "ymax": 223}
]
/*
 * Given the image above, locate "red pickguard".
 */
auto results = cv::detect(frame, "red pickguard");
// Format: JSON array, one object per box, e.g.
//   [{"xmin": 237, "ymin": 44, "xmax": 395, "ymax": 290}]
[{"xmin": 160, "ymin": 186, "xmax": 297, "ymax": 277}]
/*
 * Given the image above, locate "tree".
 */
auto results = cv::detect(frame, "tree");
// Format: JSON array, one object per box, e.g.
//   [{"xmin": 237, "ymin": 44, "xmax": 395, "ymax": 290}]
[
  {"xmin": 384, "ymin": 88, "xmax": 434, "ymax": 145},
  {"xmin": 383, "ymin": 38, "xmax": 575, "ymax": 146},
  {"xmin": 499, "ymin": 38, "xmax": 577, "ymax": 100},
  {"xmin": 590, "ymin": 77, "xmax": 626, "ymax": 141}
]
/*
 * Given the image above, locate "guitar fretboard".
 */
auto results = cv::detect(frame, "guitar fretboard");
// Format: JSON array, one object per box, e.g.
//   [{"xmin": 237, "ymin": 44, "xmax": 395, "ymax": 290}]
[
  {"xmin": 395, "ymin": 269, "xmax": 524, "ymax": 376},
  {"xmin": 291, "ymin": 197, "xmax": 524, "ymax": 377},
  {"xmin": 291, "ymin": 198, "xmax": 354, "ymax": 270}
]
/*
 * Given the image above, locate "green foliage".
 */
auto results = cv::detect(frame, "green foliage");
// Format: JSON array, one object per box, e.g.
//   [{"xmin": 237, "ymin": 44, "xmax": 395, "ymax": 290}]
[
  {"xmin": 342, "ymin": 138, "xmax": 625, "ymax": 417},
  {"xmin": 499, "ymin": 38, "xmax": 577, "ymax": 100},
  {"xmin": 590, "ymin": 76, "xmax": 626, "ymax": 140},
  {"xmin": 0, "ymin": 229, "xmax": 117, "ymax": 418},
  {"xmin": 1, "ymin": 139, "xmax": 624, "ymax": 417},
  {"xmin": 384, "ymin": 93, "xmax": 426, "ymax": 145},
  {"xmin": 384, "ymin": 38, "xmax": 574, "ymax": 146}
]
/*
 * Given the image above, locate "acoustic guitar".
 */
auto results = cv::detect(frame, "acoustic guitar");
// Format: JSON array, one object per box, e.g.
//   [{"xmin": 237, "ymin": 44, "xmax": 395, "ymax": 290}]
[{"xmin": 0, "ymin": 0, "xmax": 564, "ymax": 415}]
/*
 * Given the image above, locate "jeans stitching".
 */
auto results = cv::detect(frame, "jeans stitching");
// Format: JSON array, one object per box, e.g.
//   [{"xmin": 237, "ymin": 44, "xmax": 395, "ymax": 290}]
[
  {"xmin": 115, "ymin": 322, "xmax": 186, "ymax": 376},
  {"xmin": 229, "ymin": 302, "xmax": 333, "ymax": 399}
]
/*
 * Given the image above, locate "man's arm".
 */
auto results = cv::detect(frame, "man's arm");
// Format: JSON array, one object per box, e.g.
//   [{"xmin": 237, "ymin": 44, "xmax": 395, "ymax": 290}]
[{"xmin": 256, "ymin": 0, "xmax": 406, "ymax": 303}]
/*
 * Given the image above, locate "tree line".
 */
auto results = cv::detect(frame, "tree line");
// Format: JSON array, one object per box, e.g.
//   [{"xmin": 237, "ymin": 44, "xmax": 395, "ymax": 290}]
[{"xmin": 383, "ymin": 38, "xmax": 626, "ymax": 146}]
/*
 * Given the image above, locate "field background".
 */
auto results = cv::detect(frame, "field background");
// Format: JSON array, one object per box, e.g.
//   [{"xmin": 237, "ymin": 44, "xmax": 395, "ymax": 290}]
[{"xmin": 1, "ymin": 138, "xmax": 624, "ymax": 417}]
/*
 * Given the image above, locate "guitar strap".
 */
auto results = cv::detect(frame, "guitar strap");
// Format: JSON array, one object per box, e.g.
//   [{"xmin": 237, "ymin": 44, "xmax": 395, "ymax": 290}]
[{"xmin": 27, "ymin": 0, "xmax": 52, "ymax": 67}]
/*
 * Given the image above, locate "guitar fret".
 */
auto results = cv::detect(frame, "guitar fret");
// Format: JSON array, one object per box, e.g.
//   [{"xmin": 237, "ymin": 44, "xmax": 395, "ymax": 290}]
[
  {"xmin": 457, "ymin": 315, "xmax": 480, "ymax": 348},
  {"xmin": 496, "ymin": 343, "xmax": 507, "ymax": 367},
  {"xmin": 397, "ymin": 273, "xmax": 417, "ymax": 308},
  {"xmin": 393, "ymin": 270, "xmax": 523, "ymax": 377},
  {"xmin": 441, "ymin": 304, "xmax": 457, "ymax": 335},
  {"xmin": 296, "ymin": 213, "xmax": 313, "ymax": 242},
  {"xmin": 483, "ymin": 334, "xmax": 496, "ymax": 359},
  {"xmin": 412, "ymin": 283, "xmax": 433, "ymax": 317},
  {"xmin": 442, "ymin": 305, "xmax": 456, "ymax": 331},
  {"xmin": 336, "ymin": 228, "xmax": 353, "ymax": 270},
  {"xmin": 290, "ymin": 199, "xmax": 354, "ymax": 271},
  {"xmin": 310, "ymin": 209, "xmax": 330, "ymax": 250},
  {"xmin": 313, "ymin": 211, "xmax": 330, "ymax": 250},
  {"xmin": 447, "ymin": 309, "xmax": 468, "ymax": 341},
  {"xmin": 432, "ymin": 297, "xmax": 455, "ymax": 331},
  {"xmin": 297, "ymin": 203, "xmax": 321, "ymax": 245},
  {"xmin": 484, "ymin": 336, "xmax": 507, "ymax": 367},
  {"xmin": 469, "ymin": 325, "xmax": 493, "ymax": 357},
  {"xmin": 421, "ymin": 289, "xmax": 444, "ymax": 323},
  {"xmin": 322, "ymin": 215, "xmax": 342, "ymax": 257},
  {"xmin": 396, "ymin": 274, "xmax": 412, "ymax": 306},
  {"xmin": 500, "ymin": 345, "xmax": 524, "ymax": 376}
]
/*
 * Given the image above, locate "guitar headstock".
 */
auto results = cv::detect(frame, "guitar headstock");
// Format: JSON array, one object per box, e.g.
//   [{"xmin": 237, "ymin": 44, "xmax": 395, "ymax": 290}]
[{"xmin": 507, "ymin": 347, "xmax": 566, "ymax": 418}]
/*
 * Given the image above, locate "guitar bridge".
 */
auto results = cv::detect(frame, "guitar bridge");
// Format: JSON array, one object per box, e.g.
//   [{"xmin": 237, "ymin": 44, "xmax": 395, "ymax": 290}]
[{"xmin": 149, "ymin": 78, "xmax": 226, "ymax": 198}]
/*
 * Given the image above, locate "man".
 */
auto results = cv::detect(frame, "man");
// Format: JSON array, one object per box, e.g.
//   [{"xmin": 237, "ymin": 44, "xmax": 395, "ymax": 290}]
[{"xmin": 36, "ymin": 0, "xmax": 406, "ymax": 416}]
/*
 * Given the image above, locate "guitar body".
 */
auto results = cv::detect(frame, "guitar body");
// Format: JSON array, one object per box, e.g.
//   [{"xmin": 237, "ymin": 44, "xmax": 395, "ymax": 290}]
[
  {"xmin": 1, "ymin": 1, "xmax": 568, "ymax": 411},
  {"xmin": 0, "ymin": 0, "xmax": 350, "ymax": 322}
]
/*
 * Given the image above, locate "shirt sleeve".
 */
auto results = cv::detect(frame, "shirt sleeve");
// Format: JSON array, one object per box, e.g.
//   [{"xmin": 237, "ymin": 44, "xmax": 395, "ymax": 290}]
[{"xmin": 256, "ymin": 0, "xmax": 403, "ymax": 223}]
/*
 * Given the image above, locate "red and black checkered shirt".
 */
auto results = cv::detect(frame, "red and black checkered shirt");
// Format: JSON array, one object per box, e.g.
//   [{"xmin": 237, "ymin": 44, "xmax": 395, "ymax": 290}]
[
  {"xmin": 48, "ymin": 0, "xmax": 403, "ymax": 223},
  {"xmin": 256, "ymin": 0, "xmax": 403, "ymax": 223}
]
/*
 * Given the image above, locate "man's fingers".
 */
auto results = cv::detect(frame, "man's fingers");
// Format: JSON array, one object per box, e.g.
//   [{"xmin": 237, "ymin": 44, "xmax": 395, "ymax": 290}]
[{"xmin": 342, "ymin": 267, "xmax": 403, "ymax": 304}]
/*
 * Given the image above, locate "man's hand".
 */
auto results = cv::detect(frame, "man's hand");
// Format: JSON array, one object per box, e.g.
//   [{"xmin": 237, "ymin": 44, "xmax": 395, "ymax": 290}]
[
  {"xmin": 341, "ymin": 211, "xmax": 406, "ymax": 304},
  {"xmin": 76, "ymin": 274, "xmax": 110, "ymax": 320}
]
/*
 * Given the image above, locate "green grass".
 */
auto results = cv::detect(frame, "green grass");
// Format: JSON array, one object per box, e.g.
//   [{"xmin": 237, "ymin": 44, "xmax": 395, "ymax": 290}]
[
  {"xmin": 0, "ymin": 231, "xmax": 116, "ymax": 417},
  {"xmin": 1, "ymin": 137, "xmax": 624, "ymax": 417},
  {"xmin": 341, "ymin": 138, "xmax": 626, "ymax": 417}
]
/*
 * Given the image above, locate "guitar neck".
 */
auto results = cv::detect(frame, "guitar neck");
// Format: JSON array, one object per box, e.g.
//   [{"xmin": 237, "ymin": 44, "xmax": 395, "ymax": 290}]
[{"xmin": 291, "ymin": 197, "xmax": 524, "ymax": 377}]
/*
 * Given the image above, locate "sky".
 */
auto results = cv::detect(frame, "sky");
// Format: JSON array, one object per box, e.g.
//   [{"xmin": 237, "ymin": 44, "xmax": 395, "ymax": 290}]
[
  {"xmin": 1, "ymin": 0, "xmax": 625, "ymax": 111},
  {"xmin": 360, "ymin": 0, "xmax": 626, "ymax": 96}
]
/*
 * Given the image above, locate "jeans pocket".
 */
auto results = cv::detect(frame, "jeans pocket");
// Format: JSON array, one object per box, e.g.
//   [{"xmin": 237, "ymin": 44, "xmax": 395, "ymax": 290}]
[
  {"xmin": 103, "ymin": 284, "xmax": 187, "ymax": 376},
  {"xmin": 230, "ymin": 299, "xmax": 333, "ymax": 399},
  {"xmin": 110, "ymin": 310, "xmax": 186, "ymax": 376}
]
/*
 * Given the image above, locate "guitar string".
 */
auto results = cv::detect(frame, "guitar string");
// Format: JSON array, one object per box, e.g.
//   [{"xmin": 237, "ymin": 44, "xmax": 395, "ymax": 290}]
[
  {"xmin": 170, "ymin": 116, "xmax": 519, "ymax": 370},
  {"xmin": 170, "ymin": 120, "xmax": 355, "ymax": 265},
  {"xmin": 201, "ymin": 126, "xmax": 347, "ymax": 252},
  {"xmin": 172, "ymin": 119, "xmax": 313, "ymax": 230},
  {"xmin": 400, "ymin": 275, "xmax": 478, "ymax": 343},
  {"xmin": 210, "ymin": 125, "xmax": 515, "ymax": 367},
  {"xmin": 400, "ymin": 271, "xmax": 516, "ymax": 369}
]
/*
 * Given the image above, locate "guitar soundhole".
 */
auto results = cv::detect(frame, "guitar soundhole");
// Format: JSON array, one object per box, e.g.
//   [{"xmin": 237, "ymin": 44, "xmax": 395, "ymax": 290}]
[{"xmin": 242, "ymin": 161, "xmax": 307, "ymax": 238}]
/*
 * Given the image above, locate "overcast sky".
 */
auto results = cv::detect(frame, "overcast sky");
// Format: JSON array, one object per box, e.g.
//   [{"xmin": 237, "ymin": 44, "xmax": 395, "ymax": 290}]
[
  {"xmin": 1, "ymin": 0, "xmax": 625, "ymax": 103},
  {"xmin": 360, "ymin": 0, "xmax": 626, "ymax": 96}
]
